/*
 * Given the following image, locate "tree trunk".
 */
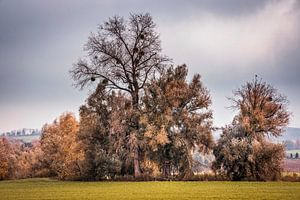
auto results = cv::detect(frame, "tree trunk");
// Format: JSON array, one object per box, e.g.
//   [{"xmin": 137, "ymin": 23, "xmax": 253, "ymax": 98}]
[
  {"xmin": 131, "ymin": 89, "xmax": 141, "ymax": 177},
  {"xmin": 183, "ymin": 148, "xmax": 194, "ymax": 180},
  {"xmin": 133, "ymin": 146, "xmax": 141, "ymax": 177}
]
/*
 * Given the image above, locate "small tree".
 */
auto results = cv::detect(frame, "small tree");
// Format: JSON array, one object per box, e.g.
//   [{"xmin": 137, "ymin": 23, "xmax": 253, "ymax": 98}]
[
  {"xmin": 41, "ymin": 113, "xmax": 84, "ymax": 180},
  {"xmin": 70, "ymin": 13, "xmax": 170, "ymax": 177},
  {"xmin": 213, "ymin": 77, "xmax": 290, "ymax": 181},
  {"xmin": 296, "ymin": 152, "xmax": 299, "ymax": 159},
  {"xmin": 213, "ymin": 125, "xmax": 284, "ymax": 181}
]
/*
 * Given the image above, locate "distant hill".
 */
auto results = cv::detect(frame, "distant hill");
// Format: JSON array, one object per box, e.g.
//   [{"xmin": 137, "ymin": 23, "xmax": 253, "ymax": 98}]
[
  {"xmin": 269, "ymin": 127, "xmax": 300, "ymax": 143},
  {"xmin": 276, "ymin": 127, "xmax": 300, "ymax": 150},
  {"xmin": 213, "ymin": 127, "xmax": 300, "ymax": 141},
  {"xmin": 281, "ymin": 127, "xmax": 300, "ymax": 141},
  {"xmin": 0, "ymin": 128, "xmax": 41, "ymax": 143},
  {"xmin": 1, "ymin": 128, "xmax": 41, "ymax": 137}
]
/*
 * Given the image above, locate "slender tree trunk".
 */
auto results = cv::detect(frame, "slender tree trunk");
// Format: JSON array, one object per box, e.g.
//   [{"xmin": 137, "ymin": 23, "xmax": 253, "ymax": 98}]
[
  {"xmin": 131, "ymin": 89, "xmax": 141, "ymax": 177},
  {"xmin": 183, "ymin": 148, "xmax": 193, "ymax": 180},
  {"xmin": 133, "ymin": 145, "xmax": 141, "ymax": 177}
]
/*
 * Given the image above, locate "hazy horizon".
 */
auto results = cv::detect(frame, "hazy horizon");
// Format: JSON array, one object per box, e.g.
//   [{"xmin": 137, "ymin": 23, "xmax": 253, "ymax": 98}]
[{"xmin": 1, "ymin": 0, "xmax": 300, "ymax": 132}]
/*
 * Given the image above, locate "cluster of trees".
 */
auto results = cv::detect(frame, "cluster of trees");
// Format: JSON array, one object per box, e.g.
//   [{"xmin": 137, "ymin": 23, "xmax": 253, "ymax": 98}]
[
  {"xmin": 69, "ymin": 13, "xmax": 214, "ymax": 180},
  {"xmin": 0, "ymin": 138, "xmax": 43, "ymax": 180},
  {"xmin": 74, "ymin": 65, "xmax": 214, "ymax": 180},
  {"xmin": 0, "ymin": 63, "xmax": 213, "ymax": 181},
  {"xmin": 0, "ymin": 13, "xmax": 291, "ymax": 181}
]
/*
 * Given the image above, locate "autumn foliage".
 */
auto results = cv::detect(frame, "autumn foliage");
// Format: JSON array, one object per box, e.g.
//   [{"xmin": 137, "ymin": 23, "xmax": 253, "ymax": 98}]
[
  {"xmin": 213, "ymin": 78, "xmax": 290, "ymax": 181},
  {"xmin": 0, "ymin": 138, "xmax": 44, "ymax": 180},
  {"xmin": 0, "ymin": 14, "xmax": 291, "ymax": 181}
]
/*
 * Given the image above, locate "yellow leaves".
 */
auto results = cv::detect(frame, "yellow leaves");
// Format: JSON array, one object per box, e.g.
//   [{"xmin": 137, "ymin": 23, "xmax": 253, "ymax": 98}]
[
  {"xmin": 41, "ymin": 112, "xmax": 84, "ymax": 180},
  {"xmin": 141, "ymin": 158, "xmax": 161, "ymax": 177},
  {"xmin": 144, "ymin": 125, "xmax": 169, "ymax": 151},
  {"xmin": 164, "ymin": 108, "xmax": 173, "ymax": 123},
  {"xmin": 0, "ymin": 139, "xmax": 10, "ymax": 180},
  {"xmin": 165, "ymin": 80, "xmax": 188, "ymax": 107},
  {"xmin": 59, "ymin": 112, "xmax": 79, "ymax": 138},
  {"xmin": 241, "ymin": 116, "xmax": 250, "ymax": 131},
  {"xmin": 233, "ymin": 78, "xmax": 290, "ymax": 139},
  {"xmin": 139, "ymin": 115, "xmax": 149, "ymax": 127},
  {"xmin": 155, "ymin": 127, "xmax": 169, "ymax": 145},
  {"xmin": 144, "ymin": 125, "xmax": 155, "ymax": 138}
]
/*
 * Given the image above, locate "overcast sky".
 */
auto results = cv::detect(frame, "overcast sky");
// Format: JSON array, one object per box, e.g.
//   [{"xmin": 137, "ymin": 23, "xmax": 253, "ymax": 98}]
[{"xmin": 0, "ymin": 0, "xmax": 300, "ymax": 132}]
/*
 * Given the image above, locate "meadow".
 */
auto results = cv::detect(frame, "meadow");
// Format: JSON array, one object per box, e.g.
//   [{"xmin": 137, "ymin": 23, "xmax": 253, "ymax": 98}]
[{"xmin": 0, "ymin": 178, "xmax": 300, "ymax": 200}]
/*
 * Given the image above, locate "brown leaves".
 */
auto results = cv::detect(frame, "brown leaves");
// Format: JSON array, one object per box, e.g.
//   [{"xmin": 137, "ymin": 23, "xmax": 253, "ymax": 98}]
[
  {"xmin": 142, "ymin": 65, "xmax": 213, "ymax": 177},
  {"xmin": 0, "ymin": 138, "xmax": 11, "ymax": 180},
  {"xmin": 231, "ymin": 77, "xmax": 290, "ymax": 138},
  {"xmin": 144, "ymin": 125, "xmax": 170, "ymax": 151},
  {"xmin": 0, "ymin": 138, "xmax": 46, "ymax": 180},
  {"xmin": 214, "ymin": 77, "xmax": 290, "ymax": 181},
  {"xmin": 41, "ymin": 112, "xmax": 84, "ymax": 180}
]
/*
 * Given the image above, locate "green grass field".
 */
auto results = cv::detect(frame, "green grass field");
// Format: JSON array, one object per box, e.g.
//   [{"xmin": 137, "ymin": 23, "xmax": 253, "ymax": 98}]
[{"xmin": 0, "ymin": 179, "xmax": 300, "ymax": 200}]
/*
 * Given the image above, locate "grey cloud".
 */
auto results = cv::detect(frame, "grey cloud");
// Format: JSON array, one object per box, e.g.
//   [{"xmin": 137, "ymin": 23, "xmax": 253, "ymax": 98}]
[{"xmin": 0, "ymin": 0, "xmax": 299, "ymax": 131}]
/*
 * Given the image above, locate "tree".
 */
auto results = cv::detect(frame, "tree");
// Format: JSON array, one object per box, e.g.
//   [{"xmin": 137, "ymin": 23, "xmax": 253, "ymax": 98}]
[
  {"xmin": 40, "ymin": 112, "xmax": 84, "ymax": 180},
  {"xmin": 40, "ymin": 121, "xmax": 60, "ymax": 177},
  {"xmin": 230, "ymin": 77, "xmax": 290, "ymax": 140},
  {"xmin": 141, "ymin": 65, "xmax": 213, "ymax": 179},
  {"xmin": 70, "ymin": 13, "xmax": 170, "ymax": 177},
  {"xmin": 0, "ymin": 138, "xmax": 11, "ymax": 180},
  {"xmin": 24, "ymin": 141, "xmax": 47, "ymax": 178},
  {"xmin": 213, "ymin": 125, "xmax": 285, "ymax": 181},
  {"xmin": 0, "ymin": 138, "xmax": 39, "ymax": 180},
  {"xmin": 78, "ymin": 84, "xmax": 129, "ymax": 180},
  {"xmin": 213, "ymin": 77, "xmax": 290, "ymax": 180}
]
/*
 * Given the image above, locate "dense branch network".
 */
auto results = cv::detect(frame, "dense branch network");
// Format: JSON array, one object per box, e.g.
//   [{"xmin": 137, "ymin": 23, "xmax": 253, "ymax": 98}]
[
  {"xmin": 70, "ymin": 13, "xmax": 170, "ymax": 96},
  {"xmin": 230, "ymin": 77, "xmax": 290, "ymax": 138}
]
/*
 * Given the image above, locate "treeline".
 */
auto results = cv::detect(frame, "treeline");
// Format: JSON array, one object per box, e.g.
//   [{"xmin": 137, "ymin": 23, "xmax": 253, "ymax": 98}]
[
  {"xmin": 0, "ymin": 66, "xmax": 290, "ymax": 181},
  {"xmin": 0, "ymin": 139, "xmax": 44, "ymax": 180},
  {"xmin": 0, "ymin": 13, "xmax": 291, "ymax": 181},
  {"xmin": 1, "ymin": 65, "xmax": 213, "ymax": 180}
]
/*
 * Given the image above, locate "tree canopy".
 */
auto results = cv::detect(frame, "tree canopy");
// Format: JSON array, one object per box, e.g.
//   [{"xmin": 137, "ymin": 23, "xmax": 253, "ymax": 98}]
[
  {"xmin": 213, "ymin": 77, "xmax": 290, "ymax": 181},
  {"xmin": 70, "ymin": 13, "xmax": 170, "ymax": 177}
]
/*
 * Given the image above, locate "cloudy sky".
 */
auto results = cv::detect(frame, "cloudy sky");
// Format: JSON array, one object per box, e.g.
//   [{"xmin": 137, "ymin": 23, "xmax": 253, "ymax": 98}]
[{"xmin": 0, "ymin": 0, "xmax": 299, "ymax": 132}]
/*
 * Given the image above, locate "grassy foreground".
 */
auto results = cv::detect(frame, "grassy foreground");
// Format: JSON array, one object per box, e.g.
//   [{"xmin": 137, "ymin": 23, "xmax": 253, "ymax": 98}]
[{"xmin": 0, "ymin": 178, "xmax": 300, "ymax": 200}]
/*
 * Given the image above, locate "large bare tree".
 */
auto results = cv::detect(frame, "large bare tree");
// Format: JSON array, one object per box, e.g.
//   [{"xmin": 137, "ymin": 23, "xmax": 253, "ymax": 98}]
[{"xmin": 70, "ymin": 13, "xmax": 170, "ymax": 177}]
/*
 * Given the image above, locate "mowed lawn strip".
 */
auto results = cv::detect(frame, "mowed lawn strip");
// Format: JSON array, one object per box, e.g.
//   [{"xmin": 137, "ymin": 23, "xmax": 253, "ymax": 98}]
[{"xmin": 0, "ymin": 178, "xmax": 300, "ymax": 200}]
